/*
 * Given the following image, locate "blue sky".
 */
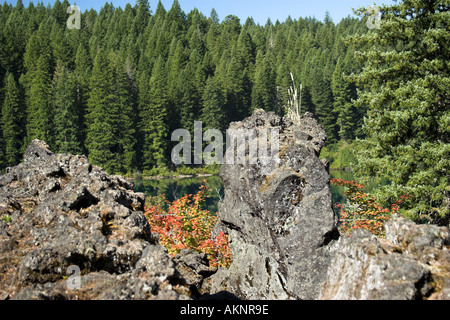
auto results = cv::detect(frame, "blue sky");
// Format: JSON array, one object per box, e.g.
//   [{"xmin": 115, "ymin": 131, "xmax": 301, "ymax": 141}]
[{"xmin": 6, "ymin": 0, "xmax": 396, "ymax": 24}]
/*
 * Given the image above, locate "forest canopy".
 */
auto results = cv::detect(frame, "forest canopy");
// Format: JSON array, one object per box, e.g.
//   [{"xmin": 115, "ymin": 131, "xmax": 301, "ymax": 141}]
[{"xmin": 0, "ymin": 0, "xmax": 367, "ymax": 174}]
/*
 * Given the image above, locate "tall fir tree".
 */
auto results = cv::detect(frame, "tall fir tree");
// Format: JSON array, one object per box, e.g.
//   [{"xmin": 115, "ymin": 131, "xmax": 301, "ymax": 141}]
[
  {"xmin": 309, "ymin": 50, "xmax": 337, "ymax": 144},
  {"xmin": 0, "ymin": 0, "xmax": 26, "ymax": 75},
  {"xmin": 201, "ymin": 76, "xmax": 226, "ymax": 132},
  {"xmin": 252, "ymin": 50, "xmax": 276, "ymax": 112},
  {"xmin": 351, "ymin": 0, "xmax": 450, "ymax": 224},
  {"xmin": 173, "ymin": 68, "xmax": 195, "ymax": 135},
  {"xmin": 141, "ymin": 55, "xmax": 169, "ymax": 170},
  {"xmin": 74, "ymin": 42, "xmax": 92, "ymax": 154},
  {"xmin": 85, "ymin": 48, "xmax": 121, "ymax": 173},
  {"xmin": 136, "ymin": 69, "xmax": 150, "ymax": 170},
  {"xmin": 52, "ymin": 63, "xmax": 83, "ymax": 155},
  {"xmin": 166, "ymin": 0, "xmax": 186, "ymax": 39},
  {"xmin": 332, "ymin": 56, "xmax": 358, "ymax": 141},
  {"xmin": 26, "ymin": 53, "xmax": 53, "ymax": 147},
  {"xmin": 135, "ymin": 0, "xmax": 151, "ymax": 34},
  {"xmin": 225, "ymin": 45, "xmax": 251, "ymax": 122},
  {"xmin": 1, "ymin": 72, "xmax": 23, "ymax": 167},
  {"xmin": 109, "ymin": 52, "xmax": 137, "ymax": 172},
  {"xmin": 236, "ymin": 28, "xmax": 255, "ymax": 73}
]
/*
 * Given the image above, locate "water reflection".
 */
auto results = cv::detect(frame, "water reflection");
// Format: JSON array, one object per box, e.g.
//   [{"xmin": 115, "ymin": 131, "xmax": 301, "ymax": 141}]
[
  {"xmin": 134, "ymin": 172, "xmax": 388, "ymax": 214},
  {"xmin": 134, "ymin": 175, "xmax": 224, "ymax": 214}
]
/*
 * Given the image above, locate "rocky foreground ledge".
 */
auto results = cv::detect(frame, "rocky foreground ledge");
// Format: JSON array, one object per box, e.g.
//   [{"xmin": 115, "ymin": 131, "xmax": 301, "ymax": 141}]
[
  {"xmin": 0, "ymin": 110, "xmax": 449, "ymax": 300},
  {"xmin": 0, "ymin": 140, "xmax": 221, "ymax": 300}
]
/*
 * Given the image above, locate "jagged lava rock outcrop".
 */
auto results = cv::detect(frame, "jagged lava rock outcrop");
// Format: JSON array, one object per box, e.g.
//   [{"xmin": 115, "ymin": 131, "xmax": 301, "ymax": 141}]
[
  {"xmin": 208, "ymin": 109, "xmax": 339, "ymax": 300},
  {"xmin": 0, "ymin": 140, "xmax": 216, "ymax": 300},
  {"xmin": 319, "ymin": 215, "xmax": 450, "ymax": 300}
]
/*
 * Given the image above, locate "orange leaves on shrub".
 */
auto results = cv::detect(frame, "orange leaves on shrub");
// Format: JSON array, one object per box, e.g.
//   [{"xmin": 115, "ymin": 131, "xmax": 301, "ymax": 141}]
[
  {"xmin": 331, "ymin": 178, "xmax": 410, "ymax": 237},
  {"xmin": 144, "ymin": 181, "xmax": 233, "ymax": 268}
]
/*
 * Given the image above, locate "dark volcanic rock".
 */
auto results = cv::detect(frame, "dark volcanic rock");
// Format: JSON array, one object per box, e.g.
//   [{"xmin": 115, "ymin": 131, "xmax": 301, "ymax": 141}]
[
  {"xmin": 4, "ymin": 124, "xmax": 445, "ymax": 301},
  {"xmin": 208, "ymin": 109, "xmax": 338, "ymax": 300},
  {"xmin": 0, "ymin": 140, "xmax": 198, "ymax": 300},
  {"xmin": 319, "ymin": 215, "xmax": 450, "ymax": 300},
  {"xmin": 173, "ymin": 249, "xmax": 218, "ymax": 298}
]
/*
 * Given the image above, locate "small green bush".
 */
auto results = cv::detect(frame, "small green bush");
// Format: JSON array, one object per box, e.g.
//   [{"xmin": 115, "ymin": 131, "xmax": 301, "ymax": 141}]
[{"xmin": 321, "ymin": 141, "xmax": 358, "ymax": 170}]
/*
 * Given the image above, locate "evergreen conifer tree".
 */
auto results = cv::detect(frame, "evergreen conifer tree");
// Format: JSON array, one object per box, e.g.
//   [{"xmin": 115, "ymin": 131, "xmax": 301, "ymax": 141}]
[
  {"xmin": 309, "ymin": 50, "xmax": 337, "ymax": 144},
  {"xmin": 135, "ymin": 0, "xmax": 151, "ymax": 34},
  {"xmin": 109, "ymin": 52, "xmax": 137, "ymax": 172},
  {"xmin": 1, "ymin": 72, "xmax": 23, "ymax": 166},
  {"xmin": 141, "ymin": 55, "xmax": 169, "ymax": 170},
  {"xmin": 252, "ymin": 50, "xmax": 276, "ymax": 112},
  {"xmin": 351, "ymin": 0, "xmax": 449, "ymax": 224},
  {"xmin": 201, "ymin": 76, "xmax": 226, "ymax": 132},
  {"xmin": 85, "ymin": 48, "xmax": 120, "ymax": 173},
  {"xmin": 52, "ymin": 63, "xmax": 83, "ymax": 154},
  {"xmin": 26, "ymin": 53, "xmax": 53, "ymax": 147},
  {"xmin": 332, "ymin": 56, "xmax": 357, "ymax": 141}
]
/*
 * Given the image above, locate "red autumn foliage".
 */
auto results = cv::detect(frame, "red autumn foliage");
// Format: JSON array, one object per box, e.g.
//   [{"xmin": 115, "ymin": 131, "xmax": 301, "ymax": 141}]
[
  {"xmin": 331, "ymin": 178, "xmax": 410, "ymax": 237},
  {"xmin": 144, "ymin": 181, "xmax": 233, "ymax": 268}
]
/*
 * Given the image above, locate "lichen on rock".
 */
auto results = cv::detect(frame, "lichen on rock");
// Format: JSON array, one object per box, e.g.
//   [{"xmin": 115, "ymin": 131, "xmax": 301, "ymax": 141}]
[
  {"xmin": 208, "ymin": 109, "xmax": 339, "ymax": 300},
  {"xmin": 319, "ymin": 215, "xmax": 450, "ymax": 300},
  {"xmin": 0, "ymin": 140, "xmax": 210, "ymax": 300}
]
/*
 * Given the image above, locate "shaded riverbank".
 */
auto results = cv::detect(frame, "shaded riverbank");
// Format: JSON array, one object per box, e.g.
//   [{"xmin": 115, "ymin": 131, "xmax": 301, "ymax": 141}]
[
  {"xmin": 134, "ymin": 175, "xmax": 224, "ymax": 214},
  {"xmin": 140, "ymin": 173, "xmax": 215, "ymax": 180},
  {"xmin": 133, "ymin": 171, "xmax": 389, "ymax": 215}
]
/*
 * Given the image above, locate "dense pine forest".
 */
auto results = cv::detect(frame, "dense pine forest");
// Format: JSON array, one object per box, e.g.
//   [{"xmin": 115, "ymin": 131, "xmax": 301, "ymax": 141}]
[{"xmin": 0, "ymin": 0, "xmax": 367, "ymax": 174}]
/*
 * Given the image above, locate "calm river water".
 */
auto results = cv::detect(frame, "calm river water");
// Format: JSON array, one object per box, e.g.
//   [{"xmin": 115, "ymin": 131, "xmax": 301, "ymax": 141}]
[{"xmin": 134, "ymin": 172, "xmax": 386, "ymax": 214}]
